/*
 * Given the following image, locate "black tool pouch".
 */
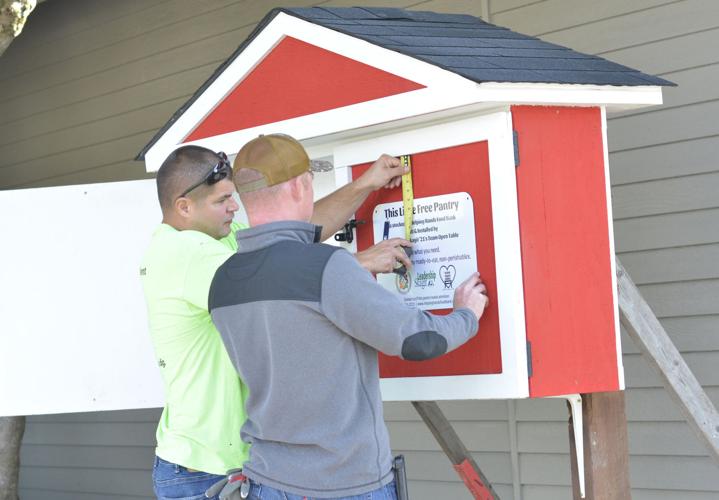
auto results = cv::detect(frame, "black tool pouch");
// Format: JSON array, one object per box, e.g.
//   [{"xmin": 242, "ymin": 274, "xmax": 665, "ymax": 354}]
[{"xmin": 393, "ymin": 455, "xmax": 410, "ymax": 500}]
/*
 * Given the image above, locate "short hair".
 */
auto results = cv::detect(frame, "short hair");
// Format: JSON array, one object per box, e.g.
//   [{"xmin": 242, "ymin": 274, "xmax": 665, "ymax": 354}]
[{"xmin": 156, "ymin": 145, "xmax": 221, "ymax": 213}]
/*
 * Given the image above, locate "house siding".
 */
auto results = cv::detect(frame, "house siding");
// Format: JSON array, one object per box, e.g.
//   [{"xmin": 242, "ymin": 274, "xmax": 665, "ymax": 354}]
[
  {"xmin": 491, "ymin": 1, "xmax": 719, "ymax": 499},
  {"xmin": 2, "ymin": 1, "xmax": 717, "ymax": 499}
]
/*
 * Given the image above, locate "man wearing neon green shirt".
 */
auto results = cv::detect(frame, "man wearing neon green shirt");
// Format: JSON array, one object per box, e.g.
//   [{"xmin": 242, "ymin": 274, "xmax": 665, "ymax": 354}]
[{"xmin": 141, "ymin": 145, "xmax": 411, "ymax": 500}]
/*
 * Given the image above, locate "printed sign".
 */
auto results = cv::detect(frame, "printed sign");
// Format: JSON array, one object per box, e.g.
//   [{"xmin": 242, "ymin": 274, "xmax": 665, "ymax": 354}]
[{"xmin": 372, "ymin": 192, "xmax": 477, "ymax": 310}]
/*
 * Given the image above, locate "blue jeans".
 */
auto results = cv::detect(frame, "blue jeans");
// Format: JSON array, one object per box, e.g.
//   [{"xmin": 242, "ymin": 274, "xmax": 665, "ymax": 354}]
[
  {"xmin": 248, "ymin": 479, "xmax": 398, "ymax": 500},
  {"xmin": 152, "ymin": 455, "xmax": 226, "ymax": 500}
]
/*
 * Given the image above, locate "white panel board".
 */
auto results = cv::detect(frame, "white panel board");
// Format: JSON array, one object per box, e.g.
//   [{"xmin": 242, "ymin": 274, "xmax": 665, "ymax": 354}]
[{"xmin": 0, "ymin": 180, "xmax": 164, "ymax": 416}]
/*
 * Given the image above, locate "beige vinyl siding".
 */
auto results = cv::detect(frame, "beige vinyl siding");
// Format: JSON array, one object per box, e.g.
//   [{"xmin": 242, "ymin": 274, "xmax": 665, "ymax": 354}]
[
  {"xmin": 4, "ymin": 1, "xmax": 718, "ymax": 499},
  {"xmin": 385, "ymin": 400, "xmax": 517, "ymax": 499},
  {"xmin": 19, "ymin": 409, "xmax": 160, "ymax": 499}
]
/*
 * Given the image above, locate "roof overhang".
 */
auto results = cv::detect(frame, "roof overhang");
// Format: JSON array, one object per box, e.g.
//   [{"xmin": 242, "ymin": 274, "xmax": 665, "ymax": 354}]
[{"xmin": 140, "ymin": 11, "xmax": 664, "ymax": 172}]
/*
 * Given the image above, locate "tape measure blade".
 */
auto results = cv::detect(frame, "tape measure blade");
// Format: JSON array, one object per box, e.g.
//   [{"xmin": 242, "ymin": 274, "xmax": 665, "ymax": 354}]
[{"xmin": 401, "ymin": 155, "xmax": 413, "ymax": 242}]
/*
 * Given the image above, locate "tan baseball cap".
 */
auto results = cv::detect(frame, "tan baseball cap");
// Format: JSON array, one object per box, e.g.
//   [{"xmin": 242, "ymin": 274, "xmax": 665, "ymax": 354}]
[{"xmin": 233, "ymin": 134, "xmax": 311, "ymax": 193}]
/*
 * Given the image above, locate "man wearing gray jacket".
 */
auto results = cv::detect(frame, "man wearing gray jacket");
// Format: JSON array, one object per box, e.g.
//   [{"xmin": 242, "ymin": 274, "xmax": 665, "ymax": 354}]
[{"xmin": 209, "ymin": 134, "xmax": 489, "ymax": 500}]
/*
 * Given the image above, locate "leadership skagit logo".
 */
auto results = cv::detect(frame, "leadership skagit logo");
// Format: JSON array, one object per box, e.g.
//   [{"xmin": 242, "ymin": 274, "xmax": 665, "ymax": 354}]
[
  {"xmin": 439, "ymin": 265, "xmax": 457, "ymax": 289},
  {"xmin": 413, "ymin": 270, "xmax": 436, "ymax": 289},
  {"xmin": 395, "ymin": 271, "xmax": 411, "ymax": 294}
]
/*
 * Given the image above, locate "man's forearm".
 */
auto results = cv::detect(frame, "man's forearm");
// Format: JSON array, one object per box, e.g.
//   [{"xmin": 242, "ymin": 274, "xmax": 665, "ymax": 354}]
[
  {"xmin": 311, "ymin": 154, "xmax": 407, "ymax": 241},
  {"xmin": 322, "ymin": 251, "xmax": 478, "ymax": 359},
  {"xmin": 311, "ymin": 179, "xmax": 371, "ymax": 241}
]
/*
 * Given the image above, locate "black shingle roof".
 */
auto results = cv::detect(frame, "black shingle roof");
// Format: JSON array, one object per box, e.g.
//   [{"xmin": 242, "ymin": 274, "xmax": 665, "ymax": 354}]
[
  {"xmin": 285, "ymin": 7, "xmax": 674, "ymax": 87},
  {"xmin": 137, "ymin": 7, "xmax": 673, "ymax": 160}
]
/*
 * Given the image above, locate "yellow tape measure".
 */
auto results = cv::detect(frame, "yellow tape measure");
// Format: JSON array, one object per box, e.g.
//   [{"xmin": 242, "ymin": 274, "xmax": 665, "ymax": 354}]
[
  {"xmin": 400, "ymin": 155, "xmax": 413, "ymax": 242},
  {"xmin": 392, "ymin": 155, "xmax": 414, "ymax": 277}
]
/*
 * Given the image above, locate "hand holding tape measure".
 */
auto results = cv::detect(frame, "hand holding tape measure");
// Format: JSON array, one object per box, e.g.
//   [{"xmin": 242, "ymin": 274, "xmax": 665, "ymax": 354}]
[{"xmin": 394, "ymin": 155, "xmax": 414, "ymax": 276}]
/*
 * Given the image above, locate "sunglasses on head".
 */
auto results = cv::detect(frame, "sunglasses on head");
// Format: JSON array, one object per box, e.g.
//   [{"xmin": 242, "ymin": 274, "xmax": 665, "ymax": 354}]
[{"xmin": 178, "ymin": 152, "xmax": 232, "ymax": 199}]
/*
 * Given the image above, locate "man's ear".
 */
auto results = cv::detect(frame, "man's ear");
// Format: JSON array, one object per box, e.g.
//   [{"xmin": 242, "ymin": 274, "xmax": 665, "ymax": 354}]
[
  {"xmin": 289, "ymin": 176, "xmax": 303, "ymax": 202},
  {"xmin": 174, "ymin": 196, "xmax": 193, "ymax": 219}
]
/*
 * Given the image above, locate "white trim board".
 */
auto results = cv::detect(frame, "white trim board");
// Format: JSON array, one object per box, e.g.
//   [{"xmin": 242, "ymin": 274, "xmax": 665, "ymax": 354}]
[
  {"xmin": 602, "ymin": 106, "xmax": 625, "ymax": 390},
  {"xmin": 143, "ymin": 12, "xmax": 664, "ymax": 172}
]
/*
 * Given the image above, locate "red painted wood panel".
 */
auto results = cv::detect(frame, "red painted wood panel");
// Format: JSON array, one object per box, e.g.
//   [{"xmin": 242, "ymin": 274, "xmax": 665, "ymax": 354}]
[
  {"xmin": 512, "ymin": 106, "xmax": 620, "ymax": 397},
  {"xmin": 354, "ymin": 142, "xmax": 502, "ymax": 378},
  {"xmin": 185, "ymin": 36, "xmax": 425, "ymax": 141}
]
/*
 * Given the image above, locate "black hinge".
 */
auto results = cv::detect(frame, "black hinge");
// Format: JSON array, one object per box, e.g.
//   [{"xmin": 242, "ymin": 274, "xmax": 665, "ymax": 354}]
[
  {"xmin": 513, "ymin": 130, "xmax": 520, "ymax": 167},
  {"xmin": 526, "ymin": 340, "xmax": 533, "ymax": 377},
  {"xmin": 333, "ymin": 219, "xmax": 364, "ymax": 244}
]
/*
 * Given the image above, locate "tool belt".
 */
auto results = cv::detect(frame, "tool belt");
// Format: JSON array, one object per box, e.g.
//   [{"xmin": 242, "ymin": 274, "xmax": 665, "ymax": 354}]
[{"xmin": 204, "ymin": 469, "xmax": 246, "ymax": 500}]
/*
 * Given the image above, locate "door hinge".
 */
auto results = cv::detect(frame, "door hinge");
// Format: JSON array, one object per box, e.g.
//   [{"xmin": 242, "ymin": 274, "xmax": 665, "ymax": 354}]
[
  {"xmin": 526, "ymin": 340, "xmax": 533, "ymax": 377},
  {"xmin": 513, "ymin": 130, "xmax": 520, "ymax": 167},
  {"xmin": 333, "ymin": 219, "xmax": 364, "ymax": 244}
]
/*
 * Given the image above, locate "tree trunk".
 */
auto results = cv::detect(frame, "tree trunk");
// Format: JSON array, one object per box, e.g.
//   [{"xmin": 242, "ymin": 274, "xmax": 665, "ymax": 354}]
[
  {"xmin": 0, "ymin": 0, "xmax": 37, "ymax": 58},
  {"xmin": 0, "ymin": 416, "xmax": 25, "ymax": 500}
]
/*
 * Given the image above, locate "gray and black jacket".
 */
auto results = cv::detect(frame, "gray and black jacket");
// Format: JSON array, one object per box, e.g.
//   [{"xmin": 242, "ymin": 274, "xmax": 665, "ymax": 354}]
[{"xmin": 209, "ymin": 220, "xmax": 478, "ymax": 498}]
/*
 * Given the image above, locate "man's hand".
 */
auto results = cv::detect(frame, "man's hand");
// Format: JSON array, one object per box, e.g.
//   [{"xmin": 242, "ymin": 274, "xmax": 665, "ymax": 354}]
[
  {"xmin": 453, "ymin": 272, "xmax": 489, "ymax": 321},
  {"xmin": 312, "ymin": 154, "xmax": 408, "ymax": 240},
  {"xmin": 357, "ymin": 154, "xmax": 409, "ymax": 192},
  {"xmin": 356, "ymin": 238, "xmax": 412, "ymax": 274}
]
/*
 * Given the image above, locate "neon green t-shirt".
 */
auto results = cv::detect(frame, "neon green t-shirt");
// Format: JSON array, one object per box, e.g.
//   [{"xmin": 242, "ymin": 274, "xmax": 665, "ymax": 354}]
[{"xmin": 140, "ymin": 222, "xmax": 249, "ymax": 475}]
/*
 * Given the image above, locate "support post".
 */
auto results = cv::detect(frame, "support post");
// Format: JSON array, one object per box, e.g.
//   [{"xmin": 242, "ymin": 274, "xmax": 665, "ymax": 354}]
[
  {"xmin": 616, "ymin": 259, "xmax": 719, "ymax": 463},
  {"xmin": 412, "ymin": 401, "xmax": 499, "ymax": 500},
  {"xmin": 568, "ymin": 392, "xmax": 631, "ymax": 500},
  {"xmin": 0, "ymin": 416, "xmax": 25, "ymax": 500}
]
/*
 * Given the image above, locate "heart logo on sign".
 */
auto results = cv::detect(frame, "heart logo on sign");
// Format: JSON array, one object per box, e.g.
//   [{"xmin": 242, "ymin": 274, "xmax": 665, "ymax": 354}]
[{"xmin": 439, "ymin": 265, "xmax": 456, "ymax": 289}]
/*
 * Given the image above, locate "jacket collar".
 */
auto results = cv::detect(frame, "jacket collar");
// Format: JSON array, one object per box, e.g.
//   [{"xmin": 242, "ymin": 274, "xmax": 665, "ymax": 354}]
[{"xmin": 235, "ymin": 220, "xmax": 322, "ymax": 253}]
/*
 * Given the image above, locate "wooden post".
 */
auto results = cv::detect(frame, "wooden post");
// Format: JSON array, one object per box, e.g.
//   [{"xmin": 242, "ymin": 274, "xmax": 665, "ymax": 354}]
[
  {"xmin": 412, "ymin": 401, "xmax": 499, "ymax": 499},
  {"xmin": 616, "ymin": 259, "xmax": 719, "ymax": 463},
  {"xmin": 568, "ymin": 392, "xmax": 631, "ymax": 500}
]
